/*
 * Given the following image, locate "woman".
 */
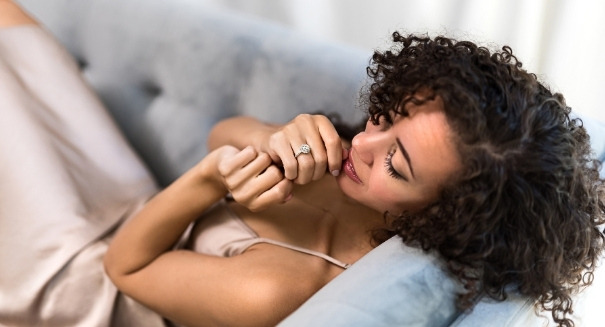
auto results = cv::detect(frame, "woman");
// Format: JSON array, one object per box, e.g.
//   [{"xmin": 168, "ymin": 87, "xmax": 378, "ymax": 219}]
[
  {"xmin": 2, "ymin": 1, "xmax": 603, "ymax": 326},
  {"xmin": 106, "ymin": 36, "xmax": 605, "ymax": 327},
  {"xmin": 105, "ymin": 96, "xmax": 462, "ymax": 327}
]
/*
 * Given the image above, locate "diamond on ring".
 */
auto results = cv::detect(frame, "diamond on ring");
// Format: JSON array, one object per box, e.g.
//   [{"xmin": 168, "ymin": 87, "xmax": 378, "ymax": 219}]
[{"xmin": 294, "ymin": 144, "xmax": 311, "ymax": 158}]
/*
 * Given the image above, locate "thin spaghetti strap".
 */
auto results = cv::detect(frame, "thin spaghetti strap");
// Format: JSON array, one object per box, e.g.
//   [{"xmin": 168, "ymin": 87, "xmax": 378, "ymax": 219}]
[
  {"xmin": 222, "ymin": 201, "xmax": 352, "ymax": 269},
  {"xmin": 255, "ymin": 238, "xmax": 351, "ymax": 269}
]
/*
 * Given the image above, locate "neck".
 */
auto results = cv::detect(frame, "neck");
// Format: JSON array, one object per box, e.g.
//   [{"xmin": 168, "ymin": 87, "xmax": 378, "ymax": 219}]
[{"xmin": 292, "ymin": 175, "xmax": 386, "ymax": 243}]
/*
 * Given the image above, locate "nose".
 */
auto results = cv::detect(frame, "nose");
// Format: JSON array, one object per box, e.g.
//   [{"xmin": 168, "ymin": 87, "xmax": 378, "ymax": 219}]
[{"xmin": 351, "ymin": 127, "xmax": 389, "ymax": 166}]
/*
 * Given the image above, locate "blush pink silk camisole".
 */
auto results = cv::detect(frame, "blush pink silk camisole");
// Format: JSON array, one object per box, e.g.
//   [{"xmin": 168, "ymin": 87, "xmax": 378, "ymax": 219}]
[{"xmin": 187, "ymin": 201, "xmax": 351, "ymax": 269}]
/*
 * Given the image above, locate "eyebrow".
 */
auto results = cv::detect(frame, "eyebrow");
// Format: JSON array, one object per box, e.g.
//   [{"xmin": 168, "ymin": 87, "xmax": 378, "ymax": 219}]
[{"xmin": 396, "ymin": 138, "xmax": 415, "ymax": 179}]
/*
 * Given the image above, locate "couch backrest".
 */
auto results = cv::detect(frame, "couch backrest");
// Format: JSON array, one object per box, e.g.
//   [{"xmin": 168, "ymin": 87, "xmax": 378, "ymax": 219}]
[{"xmin": 19, "ymin": 0, "xmax": 371, "ymax": 186}]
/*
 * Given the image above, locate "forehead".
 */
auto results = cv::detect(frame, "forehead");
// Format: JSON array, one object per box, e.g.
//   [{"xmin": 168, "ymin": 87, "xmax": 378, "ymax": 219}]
[{"xmin": 394, "ymin": 97, "xmax": 461, "ymax": 183}]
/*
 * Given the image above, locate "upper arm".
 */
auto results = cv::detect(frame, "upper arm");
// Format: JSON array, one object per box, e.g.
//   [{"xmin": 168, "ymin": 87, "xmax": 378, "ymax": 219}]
[
  {"xmin": 207, "ymin": 116, "xmax": 279, "ymax": 152},
  {"xmin": 106, "ymin": 249, "xmax": 315, "ymax": 327}
]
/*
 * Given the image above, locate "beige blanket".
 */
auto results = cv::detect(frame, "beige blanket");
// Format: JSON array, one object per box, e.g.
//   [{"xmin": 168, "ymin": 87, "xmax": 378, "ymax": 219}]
[{"xmin": 0, "ymin": 25, "xmax": 165, "ymax": 327}]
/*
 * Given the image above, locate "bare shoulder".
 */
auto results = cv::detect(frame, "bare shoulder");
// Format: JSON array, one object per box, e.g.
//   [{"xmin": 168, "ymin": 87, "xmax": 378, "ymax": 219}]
[
  {"xmin": 108, "ymin": 246, "xmax": 334, "ymax": 327},
  {"xmin": 239, "ymin": 245, "xmax": 335, "ymax": 316},
  {"xmin": 194, "ymin": 246, "xmax": 333, "ymax": 326},
  {"xmin": 0, "ymin": 0, "xmax": 37, "ymax": 28}
]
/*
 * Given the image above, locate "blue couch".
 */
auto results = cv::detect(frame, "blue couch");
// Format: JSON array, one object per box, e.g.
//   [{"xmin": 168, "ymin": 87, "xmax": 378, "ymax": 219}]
[{"xmin": 18, "ymin": 0, "xmax": 604, "ymax": 325}]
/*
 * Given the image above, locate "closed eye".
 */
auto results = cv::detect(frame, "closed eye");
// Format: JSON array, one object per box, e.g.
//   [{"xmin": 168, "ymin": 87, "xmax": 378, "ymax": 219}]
[{"xmin": 385, "ymin": 149, "xmax": 408, "ymax": 181}]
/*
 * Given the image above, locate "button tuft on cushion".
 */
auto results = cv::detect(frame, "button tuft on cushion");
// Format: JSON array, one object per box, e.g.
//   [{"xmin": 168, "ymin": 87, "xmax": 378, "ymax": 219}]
[
  {"xmin": 76, "ymin": 58, "xmax": 88, "ymax": 70},
  {"xmin": 142, "ymin": 81, "xmax": 162, "ymax": 97}
]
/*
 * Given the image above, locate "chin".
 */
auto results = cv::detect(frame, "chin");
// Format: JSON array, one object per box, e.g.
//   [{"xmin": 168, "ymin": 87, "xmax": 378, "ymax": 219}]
[
  {"xmin": 336, "ymin": 175, "xmax": 357, "ymax": 195},
  {"xmin": 336, "ymin": 180, "xmax": 380, "ymax": 211}
]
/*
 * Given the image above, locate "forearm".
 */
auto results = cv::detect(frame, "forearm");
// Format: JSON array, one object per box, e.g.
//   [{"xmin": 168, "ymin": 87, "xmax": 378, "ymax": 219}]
[
  {"xmin": 0, "ymin": 0, "xmax": 37, "ymax": 27},
  {"xmin": 207, "ymin": 116, "xmax": 278, "ymax": 151},
  {"xmin": 104, "ymin": 155, "xmax": 227, "ymax": 277}
]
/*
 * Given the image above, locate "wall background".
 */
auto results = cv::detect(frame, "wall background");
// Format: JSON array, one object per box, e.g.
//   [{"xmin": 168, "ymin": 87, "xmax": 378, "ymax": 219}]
[{"xmin": 203, "ymin": 0, "xmax": 605, "ymax": 122}]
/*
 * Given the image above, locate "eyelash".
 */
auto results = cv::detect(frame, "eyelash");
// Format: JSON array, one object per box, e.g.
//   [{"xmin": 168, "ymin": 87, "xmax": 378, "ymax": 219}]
[{"xmin": 385, "ymin": 149, "xmax": 405, "ymax": 180}]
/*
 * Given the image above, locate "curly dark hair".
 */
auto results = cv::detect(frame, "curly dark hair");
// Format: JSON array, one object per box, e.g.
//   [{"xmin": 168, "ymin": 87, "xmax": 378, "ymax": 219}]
[{"xmin": 362, "ymin": 32, "xmax": 605, "ymax": 326}]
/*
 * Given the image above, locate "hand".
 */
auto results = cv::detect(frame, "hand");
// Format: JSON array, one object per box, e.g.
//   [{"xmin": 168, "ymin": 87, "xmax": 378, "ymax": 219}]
[
  {"xmin": 218, "ymin": 146, "xmax": 293, "ymax": 212},
  {"xmin": 261, "ymin": 114, "xmax": 343, "ymax": 184}
]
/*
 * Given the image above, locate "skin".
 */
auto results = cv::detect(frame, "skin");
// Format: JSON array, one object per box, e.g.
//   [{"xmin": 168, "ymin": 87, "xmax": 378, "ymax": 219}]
[
  {"xmin": 2, "ymin": 2, "xmax": 462, "ymax": 325},
  {"xmin": 338, "ymin": 96, "xmax": 462, "ymax": 214},
  {"xmin": 104, "ymin": 98, "xmax": 461, "ymax": 326},
  {"xmin": 0, "ymin": 0, "xmax": 37, "ymax": 27},
  {"xmin": 107, "ymin": 97, "xmax": 460, "ymax": 326}
]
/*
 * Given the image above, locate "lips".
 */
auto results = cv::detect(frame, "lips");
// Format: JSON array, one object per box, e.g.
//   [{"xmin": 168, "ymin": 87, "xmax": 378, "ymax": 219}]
[{"xmin": 342, "ymin": 148, "xmax": 362, "ymax": 184}]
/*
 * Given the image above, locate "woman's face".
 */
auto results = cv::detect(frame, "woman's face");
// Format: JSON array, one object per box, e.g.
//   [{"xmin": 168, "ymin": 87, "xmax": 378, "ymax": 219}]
[{"xmin": 337, "ymin": 96, "xmax": 462, "ymax": 214}]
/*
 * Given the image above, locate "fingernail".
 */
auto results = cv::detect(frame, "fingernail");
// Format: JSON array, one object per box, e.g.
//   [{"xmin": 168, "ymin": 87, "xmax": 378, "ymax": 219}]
[
  {"xmin": 331, "ymin": 170, "xmax": 340, "ymax": 177},
  {"xmin": 284, "ymin": 193, "xmax": 293, "ymax": 202}
]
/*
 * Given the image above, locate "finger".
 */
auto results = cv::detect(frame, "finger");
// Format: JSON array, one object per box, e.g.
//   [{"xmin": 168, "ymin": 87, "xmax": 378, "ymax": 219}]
[
  {"xmin": 224, "ymin": 152, "xmax": 272, "ymax": 191},
  {"xmin": 286, "ymin": 114, "xmax": 319, "ymax": 181},
  {"xmin": 293, "ymin": 153, "xmax": 315, "ymax": 184},
  {"xmin": 293, "ymin": 129, "xmax": 327, "ymax": 182},
  {"xmin": 342, "ymin": 147, "xmax": 349, "ymax": 160},
  {"xmin": 248, "ymin": 176, "xmax": 294, "ymax": 212},
  {"xmin": 317, "ymin": 116, "xmax": 343, "ymax": 176},
  {"xmin": 218, "ymin": 146, "xmax": 257, "ymax": 176},
  {"xmin": 269, "ymin": 133, "xmax": 299, "ymax": 180},
  {"xmin": 233, "ymin": 164, "xmax": 287, "ymax": 211},
  {"xmin": 229, "ymin": 155, "xmax": 278, "ymax": 204}
]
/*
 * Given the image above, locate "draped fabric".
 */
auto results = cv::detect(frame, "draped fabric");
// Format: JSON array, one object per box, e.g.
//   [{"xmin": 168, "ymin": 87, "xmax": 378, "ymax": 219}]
[{"xmin": 0, "ymin": 25, "xmax": 164, "ymax": 327}]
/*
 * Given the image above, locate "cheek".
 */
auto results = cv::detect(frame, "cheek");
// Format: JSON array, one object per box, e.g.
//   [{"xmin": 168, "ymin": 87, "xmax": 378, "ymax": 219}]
[
  {"xmin": 366, "ymin": 178, "xmax": 408, "ymax": 213},
  {"xmin": 367, "ymin": 177, "xmax": 437, "ymax": 213}
]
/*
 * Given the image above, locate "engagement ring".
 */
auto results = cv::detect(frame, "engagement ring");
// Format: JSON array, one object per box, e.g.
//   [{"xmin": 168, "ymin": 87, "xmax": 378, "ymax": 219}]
[{"xmin": 294, "ymin": 144, "xmax": 311, "ymax": 158}]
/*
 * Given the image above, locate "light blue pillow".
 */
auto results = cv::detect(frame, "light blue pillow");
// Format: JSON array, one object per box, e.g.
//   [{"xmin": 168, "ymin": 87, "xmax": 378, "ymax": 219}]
[{"xmin": 279, "ymin": 237, "xmax": 460, "ymax": 327}]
